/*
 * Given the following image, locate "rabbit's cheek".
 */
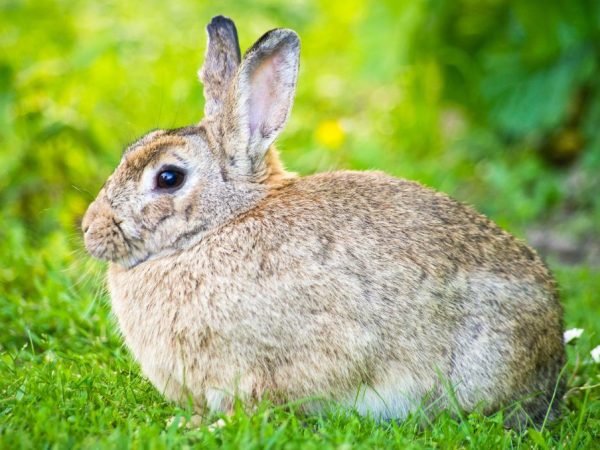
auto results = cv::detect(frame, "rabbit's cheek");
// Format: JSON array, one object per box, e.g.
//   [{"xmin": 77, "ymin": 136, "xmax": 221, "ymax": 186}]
[
  {"xmin": 119, "ymin": 219, "xmax": 142, "ymax": 241},
  {"xmin": 139, "ymin": 196, "xmax": 176, "ymax": 233}
]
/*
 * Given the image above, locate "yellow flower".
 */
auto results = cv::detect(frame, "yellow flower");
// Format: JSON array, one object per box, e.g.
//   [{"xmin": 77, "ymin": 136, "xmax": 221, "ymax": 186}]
[{"xmin": 315, "ymin": 119, "xmax": 345, "ymax": 149}]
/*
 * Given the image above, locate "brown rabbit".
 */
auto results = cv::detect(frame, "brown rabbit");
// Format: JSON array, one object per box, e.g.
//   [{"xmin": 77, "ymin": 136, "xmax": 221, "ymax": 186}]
[{"xmin": 82, "ymin": 15, "xmax": 565, "ymax": 427}]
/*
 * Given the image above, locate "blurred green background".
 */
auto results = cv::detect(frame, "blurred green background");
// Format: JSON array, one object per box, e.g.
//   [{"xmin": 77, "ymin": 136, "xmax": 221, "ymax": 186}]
[
  {"xmin": 1, "ymin": 0, "xmax": 599, "ymax": 261},
  {"xmin": 2, "ymin": 0, "xmax": 600, "ymax": 344},
  {"xmin": 2, "ymin": 1, "xmax": 600, "ymax": 446}
]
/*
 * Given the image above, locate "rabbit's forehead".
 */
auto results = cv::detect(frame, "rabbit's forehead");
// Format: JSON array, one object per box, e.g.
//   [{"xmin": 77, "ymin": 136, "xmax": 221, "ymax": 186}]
[
  {"xmin": 116, "ymin": 132, "xmax": 209, "ymax": 177},
  {"xmin": 106, "ymin": 128, "xmax": 215, "ymax": 197},
  {"xmin": 120, "ymin": 125, "xmax": 211, "ymax": 166},
  {"xmin": 121, "ymin": 135, "xmax": 188, "ymax": 171}
]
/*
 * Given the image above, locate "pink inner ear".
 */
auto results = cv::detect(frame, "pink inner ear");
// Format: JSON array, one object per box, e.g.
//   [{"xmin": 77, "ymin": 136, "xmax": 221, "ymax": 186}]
[{"xmin": 248, "ymin": 52, "xmax": 284, "ymax": 138}]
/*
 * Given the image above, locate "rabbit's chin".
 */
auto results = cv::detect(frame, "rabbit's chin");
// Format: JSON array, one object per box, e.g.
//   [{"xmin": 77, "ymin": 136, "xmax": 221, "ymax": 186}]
[
  {"xmin": 117, "ymin": 254, "xmax": 150, "ymax": 270},
  {"xmin": 113, "ymin": 246, "xmax": 182, "ymax": 270},
  {"xmin": 85, "ymin": 241, "xmax": 150, "ymax": 270}
]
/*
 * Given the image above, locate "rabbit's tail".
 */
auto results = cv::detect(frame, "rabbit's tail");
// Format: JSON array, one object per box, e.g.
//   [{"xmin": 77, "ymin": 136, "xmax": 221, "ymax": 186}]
[{"xmin": 503, "ymin": 365, "xmax": 566, "ymax": 430}]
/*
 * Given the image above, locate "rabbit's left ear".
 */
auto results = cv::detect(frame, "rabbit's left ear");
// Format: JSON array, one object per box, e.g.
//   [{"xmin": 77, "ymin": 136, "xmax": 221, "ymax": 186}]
[
  {"xmin": 199, "ymin": 16, "xmax": 241, "ymax": 118},
  {"xmin": 223, "ymin": 28, "xmax": 300, "ymax": 175}
]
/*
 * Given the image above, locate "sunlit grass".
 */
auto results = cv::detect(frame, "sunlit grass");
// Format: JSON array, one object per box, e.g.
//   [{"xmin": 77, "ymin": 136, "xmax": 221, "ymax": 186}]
[{"xmin": 1, "ymin": 221, "xmax": 599, "ymax": 448}]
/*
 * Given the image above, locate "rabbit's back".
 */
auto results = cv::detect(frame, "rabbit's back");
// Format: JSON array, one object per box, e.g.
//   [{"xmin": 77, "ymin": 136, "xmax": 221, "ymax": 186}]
[{"xmin": 109, "ymin": 170, "xmax": 564, "ymax": 421}]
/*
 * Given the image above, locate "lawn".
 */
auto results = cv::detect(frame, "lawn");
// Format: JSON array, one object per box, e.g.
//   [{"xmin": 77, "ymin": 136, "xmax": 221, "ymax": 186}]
[
  {"xmin": 1, "ymin": 236, "xmax": 600, "ymax": 448},
  {"xmin": 1, "ymin": 0, "xmax": 600, "ymax": 448}
]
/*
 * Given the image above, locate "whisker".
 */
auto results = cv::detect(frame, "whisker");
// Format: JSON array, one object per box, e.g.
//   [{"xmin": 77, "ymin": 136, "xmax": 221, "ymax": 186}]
[{"xmin": 71, "ymin": 184, "xmax": 94, "ymax": 199}]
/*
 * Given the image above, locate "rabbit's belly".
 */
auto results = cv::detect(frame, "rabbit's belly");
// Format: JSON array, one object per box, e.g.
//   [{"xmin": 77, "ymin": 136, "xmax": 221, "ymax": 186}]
[
  {"xmin": 117, "ymin": 316, "xmax": 192, "ymax": 402},
  {"xmin": 117, "ymin": 316, "xmax": 219, "ymax": 407},
  {"xmin": 339, "ymin": 386, "xmax": 418, "ymax": 420},
  {"xmin": 335, "ymin": 366, "xmax": 426, "ymax": 420},
  {"xmin": 107, "ymin": 293, "xmax": 201, "ymax": 403}
]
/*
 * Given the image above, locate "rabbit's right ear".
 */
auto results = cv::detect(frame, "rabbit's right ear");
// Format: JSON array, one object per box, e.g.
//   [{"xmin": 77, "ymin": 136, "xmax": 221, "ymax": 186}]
[
  {"xmin": 221, "ymin": 28, "xmax": 300, "ymax": 179},
  {"xmin": 199, "ymin": 16, "xmax": 241, "ymax": 118}
]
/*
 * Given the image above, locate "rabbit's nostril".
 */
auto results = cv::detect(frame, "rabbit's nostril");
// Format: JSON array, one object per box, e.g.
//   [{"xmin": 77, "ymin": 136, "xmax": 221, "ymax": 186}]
[{"xmin": 83, "ymin": 225, "xmax": 90, "ymax": 233}]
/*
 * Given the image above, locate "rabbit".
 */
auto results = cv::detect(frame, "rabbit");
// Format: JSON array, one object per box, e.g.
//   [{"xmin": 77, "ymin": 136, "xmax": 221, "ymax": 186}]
[{"xmin": 82, "ymin": 15, "xmax": 565, "ymax": 427}]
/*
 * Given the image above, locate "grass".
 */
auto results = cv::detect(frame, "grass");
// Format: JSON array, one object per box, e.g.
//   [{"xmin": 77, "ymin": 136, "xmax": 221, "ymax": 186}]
[{"xmin": 1, "ymin": 217, "xmax": 600, "ymax": 448}]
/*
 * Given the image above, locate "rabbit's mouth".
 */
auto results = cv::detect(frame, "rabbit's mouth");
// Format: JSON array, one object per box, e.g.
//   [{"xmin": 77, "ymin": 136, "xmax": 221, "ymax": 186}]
[
  {"xmin": 84, "ymin": 229, "xmax": 149, "ymax": 269},
  {"xmin": 83, "ymin": 211, "xmax": 148, "ymax": 269}
]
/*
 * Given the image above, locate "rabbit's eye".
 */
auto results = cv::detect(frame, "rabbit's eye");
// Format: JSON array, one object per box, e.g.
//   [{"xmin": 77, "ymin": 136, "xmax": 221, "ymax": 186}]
[{"xmin": 156, "ymin": 169, "xmax": 185, "ymax": 190}]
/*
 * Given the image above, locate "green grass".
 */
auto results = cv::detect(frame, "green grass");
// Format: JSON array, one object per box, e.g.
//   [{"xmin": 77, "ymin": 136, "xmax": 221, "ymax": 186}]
[
  {"xmin": 1, "ymin": 218, "xmax": 600, "ymax": 448},
  {"xmin": 2, "ymin": 0, "xmax": 600, "ymax": 448}
]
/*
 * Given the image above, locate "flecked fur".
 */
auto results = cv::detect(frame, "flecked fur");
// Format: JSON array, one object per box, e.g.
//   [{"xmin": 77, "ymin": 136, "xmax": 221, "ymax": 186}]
[{"xmin": 83, "ymin": 16, "xmax": 565, "ymax": 427}]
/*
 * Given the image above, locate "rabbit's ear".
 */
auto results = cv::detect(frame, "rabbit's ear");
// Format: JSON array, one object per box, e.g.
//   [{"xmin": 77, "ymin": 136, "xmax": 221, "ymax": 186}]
[
  {"xmin": 199, "ymin": 16, "xmax": 241, "ymax": 118},
  {"xmin": 224, "ymin": 29, "xmax": 300, "ymax": 174}
]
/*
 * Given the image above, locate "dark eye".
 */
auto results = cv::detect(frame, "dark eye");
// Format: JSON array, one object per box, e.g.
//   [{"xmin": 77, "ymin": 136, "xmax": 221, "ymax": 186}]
[{"xmin": 156, "ymin": 169, "xmax": 185, "ymax": 190}]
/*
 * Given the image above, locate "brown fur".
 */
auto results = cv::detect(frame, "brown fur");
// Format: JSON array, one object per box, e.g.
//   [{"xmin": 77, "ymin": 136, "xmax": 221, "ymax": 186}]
[{"xmin": 82, "ymin": 16, "xmax": 565, "ymax": 426}]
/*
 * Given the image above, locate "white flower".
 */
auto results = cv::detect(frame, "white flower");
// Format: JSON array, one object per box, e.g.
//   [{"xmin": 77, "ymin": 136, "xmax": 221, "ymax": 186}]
[
  {"xmin": 563, "ymin": 328, "xmax": 584, "ymax": 344},
  {"xmin": 591, "ymin": 345, "xmax": 600, "ymax": 363}
]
